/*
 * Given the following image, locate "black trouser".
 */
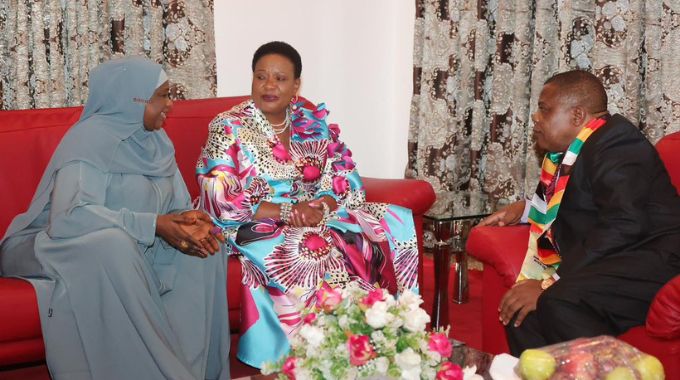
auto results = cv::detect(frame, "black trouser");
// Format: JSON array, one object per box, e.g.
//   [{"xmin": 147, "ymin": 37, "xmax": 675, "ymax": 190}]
[{"xmin": 505, "ymin": 250, "xmax": 679, "ymax": 356}]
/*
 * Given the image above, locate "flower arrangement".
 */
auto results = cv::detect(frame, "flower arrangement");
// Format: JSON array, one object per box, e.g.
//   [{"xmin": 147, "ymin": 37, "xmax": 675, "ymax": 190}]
[{"xmin": 262, "ymin": 282, "xmax": 482, "ymax": 380}]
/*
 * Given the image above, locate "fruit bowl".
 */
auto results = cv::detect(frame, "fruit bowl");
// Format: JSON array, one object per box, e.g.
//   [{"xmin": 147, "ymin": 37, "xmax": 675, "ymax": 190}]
[{"xmin": 515, "ymin": 336, "xmax": 664, "ymax": 380}]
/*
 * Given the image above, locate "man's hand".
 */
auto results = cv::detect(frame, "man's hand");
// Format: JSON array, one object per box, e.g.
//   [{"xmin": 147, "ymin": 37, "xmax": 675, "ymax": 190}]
[
  {"xmin": 478, "ymin": 200, "xmax": 526, "ymax": 227},
  {"xmin": 499, "ymin": 279, "xmax": 543, "ymax": 327}
]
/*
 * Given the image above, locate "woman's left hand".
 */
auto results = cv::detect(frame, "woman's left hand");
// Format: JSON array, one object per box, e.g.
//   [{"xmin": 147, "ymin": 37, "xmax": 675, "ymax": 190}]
[{"xmin": 289, "ymin": 202, "xmax": 324, "ymax": 227}]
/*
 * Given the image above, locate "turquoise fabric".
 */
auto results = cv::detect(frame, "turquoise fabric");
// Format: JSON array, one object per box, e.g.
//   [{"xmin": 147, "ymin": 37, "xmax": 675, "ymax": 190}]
[{"xmin": 196, "ymin": 100, "xmax": 419, "ymax": 368}]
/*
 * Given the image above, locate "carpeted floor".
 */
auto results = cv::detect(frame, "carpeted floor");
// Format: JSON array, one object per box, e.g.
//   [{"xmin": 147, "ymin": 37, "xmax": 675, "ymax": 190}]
[{"xmin": 0, "ymin": 255, "xmax": 484, "ymax": 379}]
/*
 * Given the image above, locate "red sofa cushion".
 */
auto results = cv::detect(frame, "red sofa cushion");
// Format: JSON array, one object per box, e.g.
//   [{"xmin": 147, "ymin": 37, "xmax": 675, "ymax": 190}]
[
  {"xmin": 647, "ymin": 275, "xmax": 680, "ymax": 339},
  {"xmin": 0, "ymin": 279, "xmax": 43, "ymax": 366},
  {"xmin": 465, "ymin": 225, "xmax": 528, "ymax": 288},
  {"xmin": 362, "ymin": 177, "xmax": 435, "ymax": 215},
  {"xmin": 0, "ymin": 107, "xmax": 82, "ymax": 235},
  {"xmin": 656, "ymin": 132, "xmax": 680, "ymax": 191}
]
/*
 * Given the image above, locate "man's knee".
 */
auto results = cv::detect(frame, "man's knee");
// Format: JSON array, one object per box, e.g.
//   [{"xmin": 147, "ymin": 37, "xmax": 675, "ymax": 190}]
[{"xmin": 534, "ymin": 281, "xmax": 582, "ymax": 330}]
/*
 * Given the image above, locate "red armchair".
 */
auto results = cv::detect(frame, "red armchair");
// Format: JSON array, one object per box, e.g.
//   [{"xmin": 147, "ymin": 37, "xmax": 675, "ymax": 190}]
[
  {"xmin": 466, "ymin": 131, "xmax": 680, "ymax": 378},
  {"xmin": 0, "ymin": 97, "xmax": 436, "ymax": 371}
]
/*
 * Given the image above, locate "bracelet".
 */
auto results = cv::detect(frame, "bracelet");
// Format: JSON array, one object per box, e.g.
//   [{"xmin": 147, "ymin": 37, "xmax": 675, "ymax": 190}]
[
  {"xmin": 318, "ymin": 201, "xmax": 331, "ymax": 226},
  {"xmin": 279, "ymin": 202, "xmax": 293, "ymax": 224}
]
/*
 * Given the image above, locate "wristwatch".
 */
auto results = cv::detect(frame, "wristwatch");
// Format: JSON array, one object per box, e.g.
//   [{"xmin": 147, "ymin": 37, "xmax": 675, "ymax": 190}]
[{"xmin": 540, "ymin": 277, "xmax": 556, "ymax": 290}]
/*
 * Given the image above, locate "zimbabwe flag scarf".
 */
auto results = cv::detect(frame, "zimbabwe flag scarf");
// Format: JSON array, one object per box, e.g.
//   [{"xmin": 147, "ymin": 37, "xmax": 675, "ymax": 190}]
[{"xmin": 517, "ymin": 116, "xmax": 607, "ymax": 282}]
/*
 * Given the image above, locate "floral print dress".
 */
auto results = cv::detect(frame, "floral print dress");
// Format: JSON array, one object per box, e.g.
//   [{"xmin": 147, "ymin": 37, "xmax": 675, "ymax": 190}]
[{"xmin": 195, "ymin": 100, "xmax": 418, "ymax": 367}]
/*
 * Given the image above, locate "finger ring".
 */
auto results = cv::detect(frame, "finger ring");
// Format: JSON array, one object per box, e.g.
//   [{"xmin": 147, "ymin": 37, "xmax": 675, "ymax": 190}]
[{"xmin": 179, "ymin": 240, "xmax": 189, "ymax": 249}]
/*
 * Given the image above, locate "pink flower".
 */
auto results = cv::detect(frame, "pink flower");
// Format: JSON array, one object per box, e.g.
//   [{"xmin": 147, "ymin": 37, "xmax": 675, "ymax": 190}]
[
  {"xmin": 360, "ymin": 288, "xmax": 385, "ymax": 308},
  {"xmin": 347, "ymin": 334, "xmax": 376, "ymax": 366},
  {"xmin": 271, "ymin": 141, "xmax": 291, "ymax": 162},
  {"xmin": 429, "ymin": 333, "xmax": 453, "ymax": 358},
  {"xmin": 327, "ymin": 141, "xmax": 344, "ymax": 156},
  {"xmin": 303, "ymin": 313, "xmax": 317, "ymax": 325},
  {"xmin": 302, "ymin": 233, "xmax": 329, "ymax": 252},
  {"xmin": 436, "ymin": 361, "xmax": 463, "ymax": 380},
  {"xmin": 302, "ymin": 165, "xmax": 321, "ymax": 181},
  {"xmin": 282, "ymin": 357, "xmax": 297, "ymax": 379},
  {"xmin": 332, "ymin": 155, "xmax": 356, "ymax": 171},
  {"xmin": 315, "ymin": 282, "xmax": 342, "ymax": 312},
  {"xmin": 312, "ymin": 104, "xmax": 329, "ymax": 120},
  {"xmin": 328, "ymin": 123, "xmax": 340, "ymax": 139},
  {"xmin": 332, "ymin": 176, "xmax": 350, "ymax": 196}
]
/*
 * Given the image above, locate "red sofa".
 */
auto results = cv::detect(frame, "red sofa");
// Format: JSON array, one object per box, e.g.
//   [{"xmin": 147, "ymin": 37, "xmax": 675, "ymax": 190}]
[
  {"xmin": 467, "ymin": 132, "xmax": 680, "ymax": 378},
  {"xmin": 0, "ymin": 96, "xmax": 436, "ymax": 371}
]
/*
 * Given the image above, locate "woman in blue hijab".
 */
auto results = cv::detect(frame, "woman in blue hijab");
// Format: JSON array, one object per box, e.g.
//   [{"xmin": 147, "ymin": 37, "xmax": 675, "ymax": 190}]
[{"xmin": 0, "ymin": 57, "xmax": 230, "ymax": 380}]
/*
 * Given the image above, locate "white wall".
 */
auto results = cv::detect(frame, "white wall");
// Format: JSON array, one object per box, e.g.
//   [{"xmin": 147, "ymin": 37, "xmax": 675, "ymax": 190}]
[{"xmin": 213, "ymin": 1, "xmax": 414, "ymax": 179}]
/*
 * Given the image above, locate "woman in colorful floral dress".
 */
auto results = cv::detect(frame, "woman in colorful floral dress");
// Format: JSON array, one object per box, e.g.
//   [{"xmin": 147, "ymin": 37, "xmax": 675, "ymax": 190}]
[{"xmin": 195, "ymin": 41, "xmax": 419, "ymax": 367}]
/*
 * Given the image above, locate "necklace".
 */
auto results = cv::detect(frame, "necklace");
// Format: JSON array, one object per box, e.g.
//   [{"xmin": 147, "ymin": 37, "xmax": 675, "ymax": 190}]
[
  {"xmin": 272, "ymin": 120, "xmax": 289, "ymax": 134},
  {"xmin": 270, "ymin": 118, "xmax": 287, "ymax": 127},
  {"xmin": 270, "ymin": 109, "xmax": 291, "ymax": 134}
]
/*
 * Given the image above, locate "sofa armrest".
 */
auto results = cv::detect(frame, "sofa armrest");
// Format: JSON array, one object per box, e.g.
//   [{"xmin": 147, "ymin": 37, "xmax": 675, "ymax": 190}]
[
  {"xmin": 361, "ymin": 177, "xmax": 435, "ymax": 216},
  {"xmin": 646, "ymin": 274, "xmax": 680, "ymax": 339},
  {"xmin": 466, "ymin": 225, "xmax": 529, "ymax": 288}
]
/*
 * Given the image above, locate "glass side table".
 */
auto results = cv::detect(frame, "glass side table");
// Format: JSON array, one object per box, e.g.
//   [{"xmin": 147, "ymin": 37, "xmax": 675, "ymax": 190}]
[{"xmin": 424, "ymin": 210, "xmax": 488, "ymax": 330}]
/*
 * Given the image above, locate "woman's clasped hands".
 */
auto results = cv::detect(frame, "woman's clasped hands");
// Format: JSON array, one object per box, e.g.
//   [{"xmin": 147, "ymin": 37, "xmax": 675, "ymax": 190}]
[
  {"xmin": 156, "ymin": 210, "xmax": 224, "ymax": 258},
  {"xmin": 287, "ymin": 196, "xmax": 337, "ymax": 227}
]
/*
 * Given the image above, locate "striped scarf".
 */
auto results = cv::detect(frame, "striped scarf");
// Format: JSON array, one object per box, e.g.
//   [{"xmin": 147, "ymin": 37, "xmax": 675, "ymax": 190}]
[{"xmin": 517, "ymin": 116, "xmax": 607, "ymax": 282}]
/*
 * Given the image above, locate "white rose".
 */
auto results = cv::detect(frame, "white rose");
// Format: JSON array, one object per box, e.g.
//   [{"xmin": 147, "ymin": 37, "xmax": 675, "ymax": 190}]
[
  {"xmin": 295, "ymin": 367, "xmax": 313, "ymax": 380},
  {"xmin": 397, "ymin": 290, "xmax": 423, "ymax": 310},
  {"xmin": 371, "ymin": 330, "xmax": 386, "ymax": 344},
  {"xmin": 383, "ymin": 292, "xmax": 397, "ymax": 306},
  {"xmin": 305, "ymin": 345, "xmax": 320, "ymax": 359},
  {"xmin": 403, "ymin": 307, "xmax": 430, "ymax": 332},
  {"xmin": 387, "ymin": 314, "xmax": 405, "ymax": 329},
  {"xmin": 338, "ymin": 314, "xmax": 350, "ymax": 329},
  {"xmin": 365, "ymin": 301, "xmax": 392, "ymax": 328},
  {"xmin": 421, "ymin": 366, "xmax": 437, "ymax": 380},
  {"xmin": 374, "ymin": 356, "xmax": 389, "ymax": 374},
  {"xmin": 463, "ymin": 365, "xmax": 484, "ymax": 380},
  {"xmin": 421, "ymin": 340, "xmax": 441, "ymax": 363},
  {"xmin": 401, "ymin": 367, "xmax": 421, "ymax": 379},
  {"xmin": 394, "ymin": 347, "xmax": 420, "ymax": 377},
  {"xmin": 298, "ymin": 324, "xmax": 324, "ymax": 348},
  {"xmin": 335, "ymin": 343, "xmax": 348, "ymax": 356}
]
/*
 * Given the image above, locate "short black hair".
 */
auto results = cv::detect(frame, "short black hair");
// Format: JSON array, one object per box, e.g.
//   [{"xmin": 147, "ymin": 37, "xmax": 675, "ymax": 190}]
[
  {"xmin": 251, "ymin": 41, "xmax": 302, "ymax": 79},
  {"xmin": 545, "ymin": 70, "xmax": 608, "ymax": 113}
]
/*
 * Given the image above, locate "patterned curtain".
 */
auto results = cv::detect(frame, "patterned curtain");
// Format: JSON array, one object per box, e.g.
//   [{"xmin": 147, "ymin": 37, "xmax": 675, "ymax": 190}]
[
  {"xmin": 408, "ymin": 0, "xmax": 680, "ymax": 215},
  {"xmin": 0, "ymin": 0, "xmax": 216, "ymax": 110}
]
